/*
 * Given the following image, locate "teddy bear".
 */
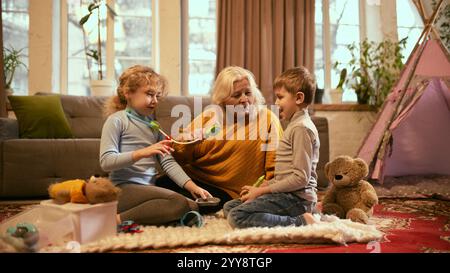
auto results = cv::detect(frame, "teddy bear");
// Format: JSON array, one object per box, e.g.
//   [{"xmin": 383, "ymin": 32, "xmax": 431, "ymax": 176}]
[
  {"xmin": 48, "ymin": 176, "xmax": 121, "ymax": 204},
  {"xmin": 321, "ymin": 156, "xmax": 378, "ymax": 224}
]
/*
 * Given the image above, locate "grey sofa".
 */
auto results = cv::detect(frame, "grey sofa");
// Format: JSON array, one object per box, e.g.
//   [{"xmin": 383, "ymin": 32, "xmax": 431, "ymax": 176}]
[{"xmin": 0, "ymin": 94, "xmax": 329, "ymax": 198}]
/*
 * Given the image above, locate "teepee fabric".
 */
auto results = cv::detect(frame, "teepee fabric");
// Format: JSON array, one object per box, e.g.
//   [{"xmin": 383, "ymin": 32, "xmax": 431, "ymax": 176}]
[
  {"xmin": 357, "ymin": 20, "xmax": 450, "ymax": 182},
  {"xmin": 382, "ymin": 78, "xmax": 450, "ymax": 177}
]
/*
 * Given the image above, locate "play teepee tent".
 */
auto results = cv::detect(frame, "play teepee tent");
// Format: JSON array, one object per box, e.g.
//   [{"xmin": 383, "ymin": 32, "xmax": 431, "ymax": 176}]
[{"xmin": 357, "ymin": 0, "xmax": 450, "ymax": 182}]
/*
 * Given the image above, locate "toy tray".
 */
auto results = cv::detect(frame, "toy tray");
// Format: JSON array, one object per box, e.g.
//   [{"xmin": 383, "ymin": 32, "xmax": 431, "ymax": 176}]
[{"xmin": 195, "ymin": 197, "xmax": 221, "ymax": 207}]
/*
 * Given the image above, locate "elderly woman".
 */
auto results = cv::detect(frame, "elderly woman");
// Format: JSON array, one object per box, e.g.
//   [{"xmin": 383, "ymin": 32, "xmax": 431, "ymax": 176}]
[{"xmin": 156, "ymin": 66, "xmax": 282, "ymax": 213}]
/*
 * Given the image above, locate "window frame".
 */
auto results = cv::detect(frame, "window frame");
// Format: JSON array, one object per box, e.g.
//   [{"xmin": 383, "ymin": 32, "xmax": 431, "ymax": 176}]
[
  {"xmin": 318, "ymin": 0, "xmax": 366, "ymax": 91},
  {"xmin": 180, "ymin": 0, "xmax": 218, "ymax": 96},
  {"xmin": 60, "ymin": 0, "xmax": 155, "ymax": 95},
  {"xmin": 2, "ymin": 1, "xmax": 29, "ymax": 95}
]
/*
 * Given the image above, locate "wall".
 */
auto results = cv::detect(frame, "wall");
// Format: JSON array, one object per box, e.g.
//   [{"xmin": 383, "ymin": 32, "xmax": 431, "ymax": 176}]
[
  {"xmin": 157, "ymin": 0, "xmax": 181, "ymax": 95},
  {"xmin": 28, "ymin": 0, "xmax": 58, "ymax": 95},
  {"xmin": 315, "ymin": 109, "xmax": 377, "ymax": 160}
]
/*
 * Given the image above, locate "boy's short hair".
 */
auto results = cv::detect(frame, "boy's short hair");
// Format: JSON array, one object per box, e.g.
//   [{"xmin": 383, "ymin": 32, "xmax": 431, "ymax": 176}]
[{"xmin": 273, "ymin": 67, "xmax": 316, "ymax": 105}]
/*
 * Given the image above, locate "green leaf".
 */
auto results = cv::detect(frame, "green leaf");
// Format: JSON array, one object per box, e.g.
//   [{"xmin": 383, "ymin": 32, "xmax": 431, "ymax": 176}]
[
  {"xmin": 86, "ymin": 49, "xmax": 99, "ymax": 61},
  {"xmin": 79, "ymin": 14, "xmax": 91, "ymax": 26},
  {"xmin": 336, "ymin": 68, "xmax": 347, "ymax": 89},
  {"xmin": 88, "ymin": 3, "xmax": 97, "ymax": 12}
]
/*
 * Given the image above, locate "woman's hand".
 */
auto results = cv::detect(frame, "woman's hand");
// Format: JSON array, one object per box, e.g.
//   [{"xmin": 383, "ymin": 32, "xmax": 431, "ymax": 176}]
[
  {"xmin": 240, "ymin": 185, "xmax": 271, "ymax": 203},
  {"xmin": 184, "ymin": 180, "xmax": 213, "ymax": 199},
  {"xmin": 132, "ymin": 139, "xmax": 174, "ymax": 161}
]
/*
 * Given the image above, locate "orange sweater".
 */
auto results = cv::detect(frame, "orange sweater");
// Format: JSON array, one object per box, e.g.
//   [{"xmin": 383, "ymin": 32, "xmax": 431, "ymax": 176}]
[{"xmin": 172, "ymin": 107, "xmax": 282, "ymax": 198}]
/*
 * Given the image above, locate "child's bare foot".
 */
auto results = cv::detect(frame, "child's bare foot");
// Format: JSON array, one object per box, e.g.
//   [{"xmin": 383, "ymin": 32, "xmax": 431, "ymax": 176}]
[{"xmin": 302, "ymin": 213, "xmax": 319, "ymax": 225}]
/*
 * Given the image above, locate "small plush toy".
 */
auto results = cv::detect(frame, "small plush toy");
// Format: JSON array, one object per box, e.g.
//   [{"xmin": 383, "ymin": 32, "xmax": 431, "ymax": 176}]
[
  {"xmin": 321, "ymin": 156, "xmax": 378, "ymax": 224},
  {"xmin": 48, "ymin": 176, "xmax": 121, "ymax": 204},
  {"xmin": 0, "ymin": 223, "xmax": 40, "ymax": 253}
]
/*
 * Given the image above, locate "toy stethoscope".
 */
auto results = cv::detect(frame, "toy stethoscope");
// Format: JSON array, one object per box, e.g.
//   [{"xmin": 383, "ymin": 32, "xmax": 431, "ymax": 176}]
[{"xmin": 125, "ymin": 108, "xmax": 220, "ymax": 144}]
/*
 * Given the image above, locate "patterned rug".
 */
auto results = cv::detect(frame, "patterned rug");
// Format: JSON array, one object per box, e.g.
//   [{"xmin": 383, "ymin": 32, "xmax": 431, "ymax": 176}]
[
  {"xmin": 1, "ymin": 198, "xmax": 449, "ymax": 253},
  {"xmin": 267, "ymin": 198, "xmax": 450, "ymax": 253},
  {"xmin": 65, "ymin": 215, "xmax": 382, "ymax": 253},
  {"xmin": 0, "ymin": 203, "xmax": 41, "ymax": 224},
  {"xmin": 374, "ymin": 175, "xmax": 450, "ymax": 200}
]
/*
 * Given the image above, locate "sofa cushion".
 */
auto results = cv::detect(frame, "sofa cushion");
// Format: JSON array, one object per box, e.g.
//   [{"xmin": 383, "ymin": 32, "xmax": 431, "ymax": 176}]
[
  {"xmin": 8, "ymin": 95, "xmax": 73, "ymax": 139},
  {"xmin": 36, "ymin": 93, "xmax": 109, "ymax": 138},
  {"xmin": 59, "ymin": 94, "xmax": 109, "ymax": 138},
  {"xmin": 0, "ymin": 118, "xmax": 19, "ymax": 140},
  {"xmin": 0, "ymin": 139, "xmax": 107, "ymax": 197}
]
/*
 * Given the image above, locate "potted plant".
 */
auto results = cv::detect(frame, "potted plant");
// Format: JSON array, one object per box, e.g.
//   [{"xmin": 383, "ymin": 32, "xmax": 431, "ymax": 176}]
[
  {"xmin": 79, "ymin": 0, "xmax": 116, "ymax": 96},
  {"xmin": 336, "ymin": 38, "xmax": 406, "ymax": 109},
  {"xmin": 3, "ymin": 45, "xmax": 27, "ymax": 96}
]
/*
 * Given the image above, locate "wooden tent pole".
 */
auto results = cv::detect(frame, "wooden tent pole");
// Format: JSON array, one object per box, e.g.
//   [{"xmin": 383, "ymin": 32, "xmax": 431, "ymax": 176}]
[
  {"xmin": 356, "ymin": 1, "xmax": 440, "ymax": 165},
  {"xmin": 395, "ymin": 0, "xmax": 445, "ymax": 117},
  {"xmin": 413, "ymin": 0, "xmax": 440, "ymax": 39},
  {"xmin": 371, "ymin": 0, "xmax": 445, "ymax": 180},
  {"xmin": 392, "ymin": 0, "xmax": 444, "ymax": 117}
]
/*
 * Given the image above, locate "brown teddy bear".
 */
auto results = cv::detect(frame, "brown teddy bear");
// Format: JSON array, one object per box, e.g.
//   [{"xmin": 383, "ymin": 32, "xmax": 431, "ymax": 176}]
[
  {"xmin": 321, "ymin": 156, "xmax": 378, "ymax": 224},
  {"xmin": 48, "ymin": 176, "xmax": 121, "ymax": 204}
]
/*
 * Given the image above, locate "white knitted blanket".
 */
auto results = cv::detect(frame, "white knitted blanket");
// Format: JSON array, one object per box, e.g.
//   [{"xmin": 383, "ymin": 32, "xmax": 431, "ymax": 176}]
[{"xmin": 43, "ymin": 214, "xmax": 383, "ymax": 253}]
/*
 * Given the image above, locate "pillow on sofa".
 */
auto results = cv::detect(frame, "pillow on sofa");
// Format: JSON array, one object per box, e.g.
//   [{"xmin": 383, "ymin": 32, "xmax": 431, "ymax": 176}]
[{"xmin": 8, "ymin": 95, "xmax": 73, "ymax": 138}]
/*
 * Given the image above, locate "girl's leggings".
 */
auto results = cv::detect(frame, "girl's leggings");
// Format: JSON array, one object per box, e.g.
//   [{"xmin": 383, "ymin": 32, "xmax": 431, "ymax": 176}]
[{"xmin": 117, "ymin": 178, "xmax": 198, "ymax": 225}]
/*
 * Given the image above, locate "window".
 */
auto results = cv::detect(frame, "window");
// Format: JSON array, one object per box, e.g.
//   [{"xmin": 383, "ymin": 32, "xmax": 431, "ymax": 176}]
[
  {"xmin": 314, "ymin": 0, "xmax": 325, "ymax": 91},
  {"xmin": 315, "ymin": 0, "xmax": 360, "ymax": 102},
  {"xmin": 67, "ymin": 0, "xmax": 98, "ymax": 95},
  {"xmin": 65, "ymin": 0, "xmax": 152, "ymax": 96},
  {"xmin": 329, "ymin": 0, "xmax": 360, "ymax": 91},
  {"xmin": 114, "ymin": 0, "xmax": 152, "ymax": 79},
  {"xmin": 2, "ymin": 0, "xmax": 29, "ymax": 95},
  {"xmin": 396, "ymin": 0, "xmax": 423, "ymax": 61},
  {"xmin": 182, "ymin": 0, "xmax": 217, "ymax": 96}
]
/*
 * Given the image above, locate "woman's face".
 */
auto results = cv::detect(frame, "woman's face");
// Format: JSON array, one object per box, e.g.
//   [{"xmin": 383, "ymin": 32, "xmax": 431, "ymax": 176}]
[{"xmin": 222, "ymin": 78, "xmax": 255, "ymax": 110}]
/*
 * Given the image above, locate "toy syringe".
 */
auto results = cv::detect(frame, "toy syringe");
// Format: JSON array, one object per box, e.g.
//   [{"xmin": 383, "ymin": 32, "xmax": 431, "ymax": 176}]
[
  {"xmin": 240, "ymin": 175, "xmax": 266, "ymax": 197},
  {"xmin": 253, "ymin": 175, "xmax": 266, "ymax": 187}
]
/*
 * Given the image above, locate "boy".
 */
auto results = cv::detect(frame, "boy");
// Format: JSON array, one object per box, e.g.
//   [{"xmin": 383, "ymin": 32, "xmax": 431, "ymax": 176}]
[{"xmin": 223, "ymin": 66, "xmax": 320, "ymax": 228}]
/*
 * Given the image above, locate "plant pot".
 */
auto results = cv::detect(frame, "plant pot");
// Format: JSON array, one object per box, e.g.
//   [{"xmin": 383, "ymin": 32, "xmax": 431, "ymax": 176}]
[
  {"xmin": 5, "ymin": 88, "xmax": 14, "ymax": 104},
  {"xmin": 90, "ymin": 80, "xmax": 115, "ymax": 97},
  {"xmin": 6, "ymin": 88, "xmax": 13, "ymax": 97},
  {"xmin": 328, "ymin": 89, "xmax": 343, "ymax": 104},
  {"xmin": 356, "ymin": 92, "xmax": 371, "ymax": 105}
]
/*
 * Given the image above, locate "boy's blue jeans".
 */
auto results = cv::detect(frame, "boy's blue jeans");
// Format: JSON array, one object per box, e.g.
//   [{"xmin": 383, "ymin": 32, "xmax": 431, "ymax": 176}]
[{"xmin": 223, "ymin": 193, "xmax": 315, "ymax": 228}]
